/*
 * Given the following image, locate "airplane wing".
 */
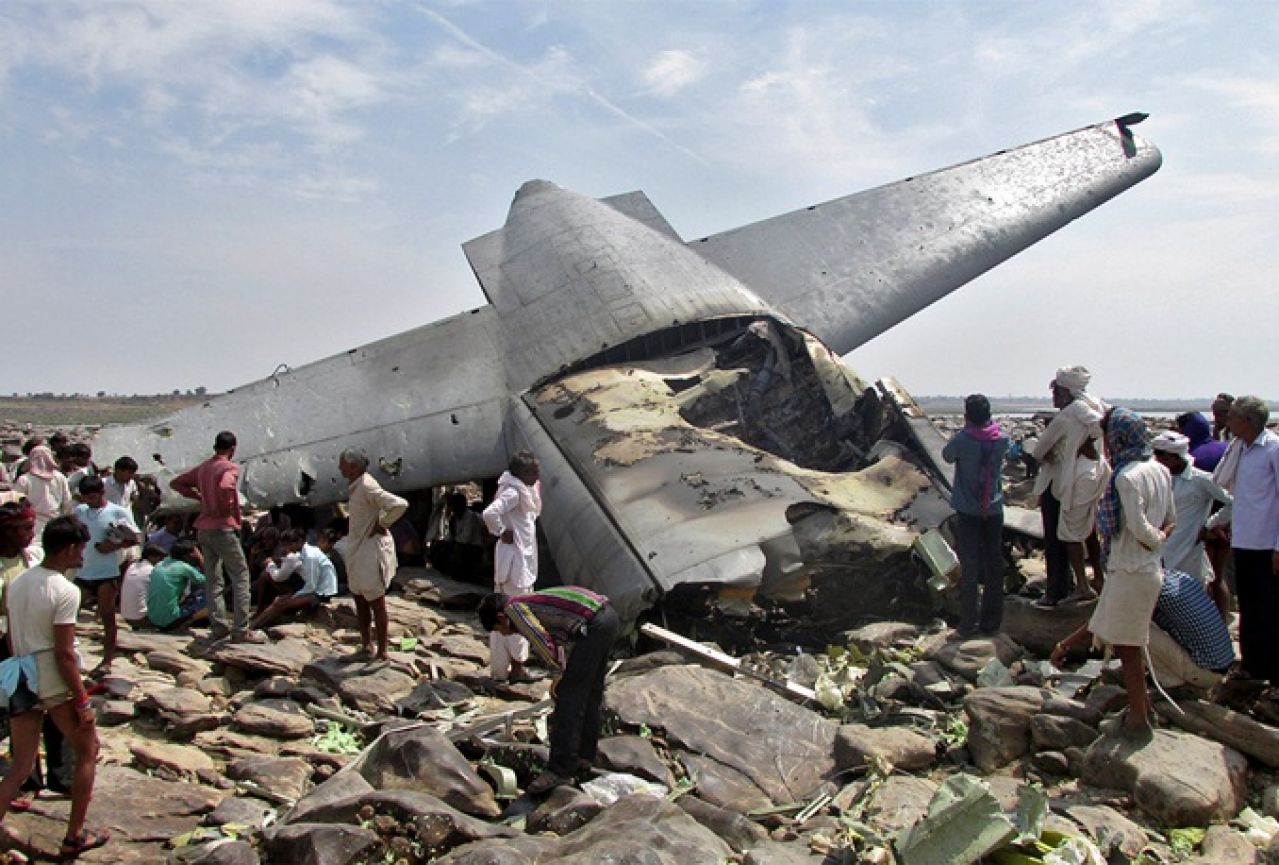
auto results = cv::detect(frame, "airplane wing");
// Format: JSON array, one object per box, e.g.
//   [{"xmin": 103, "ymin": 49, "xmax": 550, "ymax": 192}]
[
  {"xmin": 690, "ymin": 114, "xmax": 1162, "ymax": 355},
  {"xmin": 92, "ymin": 306, "xmax": 511, "ymax": 510}
]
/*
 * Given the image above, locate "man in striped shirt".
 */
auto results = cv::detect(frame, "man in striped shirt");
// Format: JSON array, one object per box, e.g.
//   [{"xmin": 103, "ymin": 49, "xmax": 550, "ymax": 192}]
[{"xmin": 478, "ymin": 586, "xmax": 619, "ymax": 794}]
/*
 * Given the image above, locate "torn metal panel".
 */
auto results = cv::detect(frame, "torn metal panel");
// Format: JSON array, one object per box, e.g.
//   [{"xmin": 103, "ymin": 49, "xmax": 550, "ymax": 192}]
[{"xmin": 528, "ymin": 320, "xmax": 934, "ymax": 611}]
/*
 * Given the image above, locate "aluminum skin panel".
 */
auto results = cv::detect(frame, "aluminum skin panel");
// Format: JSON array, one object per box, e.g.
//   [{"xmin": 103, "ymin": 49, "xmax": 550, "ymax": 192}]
[
  {"xmin": 691, "ymin": 117, "xmax": 1162, "ymax": 355},
  {"xmin": 92, "ymin": 306, "xmax": 508, "ymax": 510},
  {"xmin": 463, "ymin": 181, "xmax": 776, "ymax": 393}
]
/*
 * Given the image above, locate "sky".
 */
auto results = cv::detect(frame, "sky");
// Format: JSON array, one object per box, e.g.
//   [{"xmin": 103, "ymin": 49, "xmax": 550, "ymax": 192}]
[{"xmin": 2, "ymin": 1, "xmax": 1277, "ymax": 403}]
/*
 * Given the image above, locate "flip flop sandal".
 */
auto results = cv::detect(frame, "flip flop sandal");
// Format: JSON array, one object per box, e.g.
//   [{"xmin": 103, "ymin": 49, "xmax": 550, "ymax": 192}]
[
  {"xmin": 7, "ymin": 796, "xmax": 32, "ymax": 813},
  {"xmin": 59, "ymin": 828, "xmax": 109, "ymax": 859}
]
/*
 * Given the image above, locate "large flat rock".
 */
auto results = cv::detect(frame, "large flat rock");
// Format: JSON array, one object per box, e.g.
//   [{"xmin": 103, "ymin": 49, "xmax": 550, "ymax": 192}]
[
  {"xmin": 212, "ymin": 639, "xmax": 313, "ymax": 676},
  {"xmin": 1081, "ymin": 728, "xmax": 1248, "ymax": 826},
  {"xmin": 606, "ymin": 665, "xmax": 836, "ymax": 806}
]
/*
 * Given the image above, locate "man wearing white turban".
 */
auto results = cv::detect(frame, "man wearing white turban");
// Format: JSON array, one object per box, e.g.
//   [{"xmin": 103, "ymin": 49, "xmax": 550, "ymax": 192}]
[
  {"xmin": 1031, "ymin": 365, "xmax": 1107, "ymax": 607},
  {"xmin": 1152, "ymin": 431, "xmax": 1231, "ymax": 598}
]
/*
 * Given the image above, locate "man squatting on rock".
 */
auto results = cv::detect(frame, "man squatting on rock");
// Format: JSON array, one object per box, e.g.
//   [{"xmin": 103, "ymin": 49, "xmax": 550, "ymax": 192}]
[{"xmin": 479, "ymin": 586, "xmax": 619, "ymax": 794}]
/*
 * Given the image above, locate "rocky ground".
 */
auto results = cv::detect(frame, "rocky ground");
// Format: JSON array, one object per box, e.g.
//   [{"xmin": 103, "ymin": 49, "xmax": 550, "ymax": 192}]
[{"xmin": 0, "ymin": 561, "xmax": 1277, "ymax": 865}]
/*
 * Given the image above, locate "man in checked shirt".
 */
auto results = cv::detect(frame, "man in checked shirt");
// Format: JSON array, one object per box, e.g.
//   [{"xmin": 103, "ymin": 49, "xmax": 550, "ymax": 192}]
[{"xmin": 478, "ymin": 586, "xmax": 619, "ymax": 795}]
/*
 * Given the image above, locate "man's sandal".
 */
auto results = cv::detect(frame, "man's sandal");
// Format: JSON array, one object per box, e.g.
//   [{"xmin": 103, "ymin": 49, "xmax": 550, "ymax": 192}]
[{"xmin": 59, "ymin": 828, "xmax": 109, "ymax": 859}]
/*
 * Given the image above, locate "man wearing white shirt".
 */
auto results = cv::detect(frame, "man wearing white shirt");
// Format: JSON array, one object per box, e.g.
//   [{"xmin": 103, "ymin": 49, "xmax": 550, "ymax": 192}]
[
  {"xmin": 483, "ymin": 451, "xmax": 542, "ymax": 682},
  {"xmin": 1220, "ymin": 396, "xmax": 1279, "ymax": 683},
  {"xmin": 251, "ymin": 528, "xmax": 338, "ymax": 631},
  {"xmin": 1151, "ymin": 431, "xmax": 1232, "ymax": 612}
]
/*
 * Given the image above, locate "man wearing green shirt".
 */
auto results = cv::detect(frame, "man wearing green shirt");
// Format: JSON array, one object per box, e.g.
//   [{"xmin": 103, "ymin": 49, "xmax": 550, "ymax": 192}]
[{"xmin": 146, "ymin": 539, "xmax": 208, "ymax": 630}]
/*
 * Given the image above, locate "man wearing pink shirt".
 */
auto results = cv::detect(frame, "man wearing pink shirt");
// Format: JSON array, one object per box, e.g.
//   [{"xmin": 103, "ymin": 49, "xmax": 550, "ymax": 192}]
[{"xmin": 170, "ymin": 431, "xmax": 264, "ymax": 643}]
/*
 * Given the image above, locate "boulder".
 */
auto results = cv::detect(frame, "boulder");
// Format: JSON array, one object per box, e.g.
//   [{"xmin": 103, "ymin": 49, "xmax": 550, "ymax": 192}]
[
  {"xmin": 394, "ymin": 679, "xmax": 474, "ymax": 715},
  {"xmin": 1000, "ymin": 594, "xmax": 1094, "ymax": 655},
  {"xmin": 553, "ymin": 792, "xmax": 734, "ymax": 864},
  {"xmin": 131, "ymin": 740, "xmax": 216, "ymax": 777},
  {"xmin": 432, "ymin": 835, "xmax": 558, "ymax": 864},
  {"xmin": 833, "ymin": 723, "xmax": 938, "ymax": 772},
  {"xmin": 233, "ymin": 699, "xmax": 315, "ymax": 739},
  {"xmin": 1156, "ymin": 699, "xmax": 1279, "ymax": 769},
  {"xmin": 213, "ymin": 639, "xmax": 313, "ymax": 676},
  {"xmin": 963, "ymin": 686, "xmax": 1045, "ymax": 771},
  {"xmin": 337, "ymin": 664, "xmax": 418, "ymax": 714},
  {"xmin": 144, "ymin": 686, "xmax": 213, "ymax": 716},
  {"xmin": 263, "ymin": 823, "xmax": 380, "ymax": 865},
  {"xmin": 1030, "ymin": 714, "xmax": 1099, "ymax": 751},
  {"xmin": 677, "ymin": 751, "xmax": 772, "ymax": 813},
  {"xmin": 919, "ymin": 632, "xmax": 1024, "ymax": 681},
  {"xmin": 284, "ymin": 771, "xmax": 375, "ymax": 824},
  {"xmin": 82, "ymin": 765, "xmax": 220, "ymax": 843},
  {"xmin": 597, "ymin": 736, "xmax": 676, "ymax": 787},
  {"xmin": 840, "ymin": 621, "xmax": 920, "ymax": 651},
  {"xmin": 678, "ymin": 795, "xmax": 770, "ymax": 853},
  {"xmin": 300, "ymin": 654, "xmax": 383, "ymax": 691},
  {"xmin": 864, "ymin": 775, "xmax": 939, "ymax": 835},
  {"xmin": 226, "ymin": 756, "xmax": 314, "ymax": 802},
  {"xmin": 147, "ymin": 649, "xmax": 211, "ymax": 677},
  {"xmin": 355, "ymin": 726, "xmax": 501, "ymax": 818},
  {"xmin": 206, "ymin": 796, "xmax": 276, "ymax": 828},
  {"xmin": 1064, "ymin": 804, "xmax": 1149, "ymax": 859},
  {"xmin": 171, "ymin": 839, "xmax": 261, "ymax": 865},
  {"xmin": 527, "ymin": 785, "xmax": 604, "ymax": 835},
  {"xmin": 1081, "ymin": 729, "xmax": 1248, "ymax": 826},
  {"xmin": 423, "ymin": 633, "xmax": 490, "ymax": 665},
  {"xmin": 606, "ymin": 665, "xmax": 836, "ymax": 805},
  {"xmin": 286, "ymin": 789, "xmax": 516, "ymax": 858},
  {"xmin": 1193, "ymin": 824, "xmax": 1262, "ymax": 865}
]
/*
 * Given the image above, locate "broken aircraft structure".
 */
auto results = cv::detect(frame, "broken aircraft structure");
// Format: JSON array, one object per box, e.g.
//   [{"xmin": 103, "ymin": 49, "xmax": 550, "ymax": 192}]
[{"xmin": 93, "ymin": 114, "xmax": 1161, "ymax": 625}]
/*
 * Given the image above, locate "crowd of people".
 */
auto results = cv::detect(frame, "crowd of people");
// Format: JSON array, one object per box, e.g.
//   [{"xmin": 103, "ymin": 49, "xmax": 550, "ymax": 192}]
[
  {"xmin": 945, "ymin": 368, "xmax": 1277, "ymax": 741},
  {"xmin": 0, "ymin": 430, "xmax": 620, "ymax": 850}
]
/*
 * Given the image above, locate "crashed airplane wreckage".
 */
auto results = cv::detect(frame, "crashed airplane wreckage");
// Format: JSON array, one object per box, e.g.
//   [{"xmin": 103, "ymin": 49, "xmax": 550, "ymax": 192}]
[{"xmin": 94, "ymin": 114, "xmax": 1161, "ymax": 626}]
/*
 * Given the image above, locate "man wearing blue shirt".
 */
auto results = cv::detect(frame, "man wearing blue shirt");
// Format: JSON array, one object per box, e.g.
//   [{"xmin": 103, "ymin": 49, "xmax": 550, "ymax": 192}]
[
  {"xmin": 73, "ymin": 476, "xmax": 137, "ymax": 676},
  {"xmin": 250, "ymin": 528, "xmax": 338, "ymax": 632}
]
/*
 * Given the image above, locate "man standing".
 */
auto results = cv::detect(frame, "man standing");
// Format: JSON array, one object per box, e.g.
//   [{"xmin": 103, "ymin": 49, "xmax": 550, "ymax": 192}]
[
  {"xmin": 1218, "ymin": 396, "xmax": 1279, "ymax": 683},
  {"xmin": 0, "ymin": 516, "xmax": 108, "ymax": 858},
  {"xmin": 1030, "ymin": 365, "xmax": 1106, "ymax": 608},
  {"xmin": 170, "ymin": 431, "xmax": 264, "ymax": 644},
  {"xmin": 339, "ymin": 449, "xmax": 407, "ymax": 661},
  {"xmin": 73, "ymin": 476, "xmax": 138, "ymax": 675},
  {"xmin": 941, "ymin": 394, "xmax": 1010, "ymax": 636},
  {"xmin": 483, "ymin": 451, "xmax": 542, "ymax": 681},
  {"xmin": 478, "ymin": 587, "xmax": 619, "ymax": 794},
  {"xmin": 1151, "ymin": 431, "xmax": 1232, "ymax": 614}
]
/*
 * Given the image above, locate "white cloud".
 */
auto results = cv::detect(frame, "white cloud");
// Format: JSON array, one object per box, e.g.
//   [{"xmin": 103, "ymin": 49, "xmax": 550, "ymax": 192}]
[{"xmin": 642, "ymin": 49, "xmax": 705, "ymax": 96}]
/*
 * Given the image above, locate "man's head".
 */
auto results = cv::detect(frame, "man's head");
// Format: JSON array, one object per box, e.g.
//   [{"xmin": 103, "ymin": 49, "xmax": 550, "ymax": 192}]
[
  {"xmin": 338, "ymin": 448, "xmax": 370, "ymax": 482},
  {"xmin": 1212, "ymin": 393, "xmax": 1235, "ymax": 431},
  {"xmin": 508, "ymin": 450, "xmax": 540, "ymax": 486},
  {"xmin": 141, "ymin": 544, "xmax": 167, "ymax": 564},
  {"xmin": 964, "ymin": 394, "xmax": 992, "ymax": 427},
  {"xmin": 1227, "ymin": 395, "xmax": 1269, "ymax": 443},
  {"xmin": 0, "ymin": 501, "xmax": 36, "ymax": 557},
  {"xmin": 447, "ymin": 492, "xmax": 468, "ymax": 515},
  {"xmin": 41, "ymin": 515, "xmax": 90, "ymax": 568},
  {"xmin": 163, "ymin": 514, "xmax": 184, "ymax": 534},
  {"xmin": 169, "ymin": 537, "xmax": 203, "ymax": 567},
  {"xmin": 113, "ymin": 455, "xmax": 138, "ymax": 484},
  {"xmin": 47, "ymin": 432, "xmax": 68, "ymax": 454},
  {"xmin": 21, "ymin": 437, "xmax": 43, "ymax": 456},
  {"xmin": 478, "ymin": 593, "xmax": 511, "ymax": 634},
  {"xmin": 1051, "ymin": 365, "xmax": 1091, "ymax": 409},
  {"xmin": 280, "ymin": 527, "xmax": 306, "ymax": 554},
  {"xmin": 69, "ymin": 442, "xmax": 92, "ymax": 468},
  {"xmin": 213, "ymin": 431, "xmax": 237, "ymax": 456},
  {"xmin": 1151, "ymin": 430, "xmax": 1190, "ymax": 474},
  {"xmin": 79, "ymin": 475, "xmax": 106, "ymax": 507}
]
